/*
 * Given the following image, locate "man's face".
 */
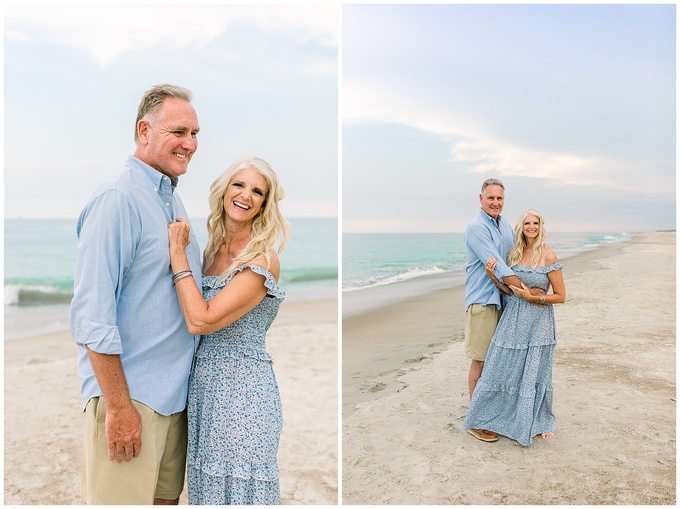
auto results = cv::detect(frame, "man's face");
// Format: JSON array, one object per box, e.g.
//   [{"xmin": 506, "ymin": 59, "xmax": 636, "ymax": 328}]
[
  {"xmin": 136, "ymin": 97, "xmax": 200, "ymax": 179},
  {"xmin": 479, "ymin": 184, "xmax": 504, "ymax": 219}
]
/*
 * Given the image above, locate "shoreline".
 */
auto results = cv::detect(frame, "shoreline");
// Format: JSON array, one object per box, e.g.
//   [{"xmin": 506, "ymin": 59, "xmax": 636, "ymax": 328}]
[
  {"xmin": 342, "ymin": 235, "xmax": 640, "ymax": 418},
  {"xmin": 341, "ymin": 234, "xmax": 632, "ymax": 319},
  {"xmin": 4, "ymin": 297, "xmax": 339, "ymax": 505},
  {"xmin": 3, "ymin": 282, "xmax": 337, "ymax": 341},
  {"xmin": 342, "ymin": 232, "xmax": 676, "ymax": 504}
]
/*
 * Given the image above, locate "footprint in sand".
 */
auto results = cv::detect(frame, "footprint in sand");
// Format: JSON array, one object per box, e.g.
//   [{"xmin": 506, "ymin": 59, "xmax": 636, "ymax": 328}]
[
  {"xmin": 367, "ymin": 382, "xmax": 387, "ymax": 393},
  {"xmin": 405, "ymin": 355, "xmax": 428, "ymax": 363}
]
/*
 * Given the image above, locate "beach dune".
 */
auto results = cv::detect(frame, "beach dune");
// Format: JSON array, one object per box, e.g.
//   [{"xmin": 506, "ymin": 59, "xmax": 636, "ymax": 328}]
[
  {"xmin": 342, "ymin": 232, "xmax": 675, "ymax": 505},
  {"xmin": 4, "ymin": 298, "xmax": 338, "ymax": 505}
]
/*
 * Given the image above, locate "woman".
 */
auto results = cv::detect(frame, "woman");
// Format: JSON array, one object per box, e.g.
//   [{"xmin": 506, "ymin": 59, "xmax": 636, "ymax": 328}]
[
  {"xmin": 168, "ymin": 157, "xmax": 291, "ymax": 504},
  {"xmin": 463, "ymin": 209, "xmax": 566, "ymax": 446}
]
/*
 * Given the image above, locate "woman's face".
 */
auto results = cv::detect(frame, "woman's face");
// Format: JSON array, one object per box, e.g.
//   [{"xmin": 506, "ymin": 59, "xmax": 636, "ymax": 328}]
[
  {"xmin": 223, "ymin": 166, "xmax": 267, "ymax": 225},
  {"xmin": 523, "ymin": 214, "xmax": 541, "ymax": 240}
]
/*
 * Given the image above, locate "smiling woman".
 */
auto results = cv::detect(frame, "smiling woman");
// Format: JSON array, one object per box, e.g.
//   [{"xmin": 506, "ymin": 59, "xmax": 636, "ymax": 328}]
[
  {"xmin": 167, "ymin": 156, "xmax": 292, "ymax": 504},
  {"xmin": 202, "ymin": 158, "xmax": 291, "ymax": 279},
  {"xmin": 223, "ymin": 168, "xmax": 267, "ymax": 225}
]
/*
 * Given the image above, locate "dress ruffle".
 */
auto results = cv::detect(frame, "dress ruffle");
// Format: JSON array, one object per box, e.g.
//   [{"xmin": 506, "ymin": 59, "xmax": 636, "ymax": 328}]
[
  {"xmin": 203, "ymin": 264, "xmax": 286, "ymax": 300},
  {"xmin": 188, "ymin": 470, "xmax": 280, "ymax": 505},
  {"xmin": 511, "ymin": 262, "xmax": 563, "ymax": 274},
  {"xmin": 194, "ymin": 343, "xmax": 273, "ymax": 362}
]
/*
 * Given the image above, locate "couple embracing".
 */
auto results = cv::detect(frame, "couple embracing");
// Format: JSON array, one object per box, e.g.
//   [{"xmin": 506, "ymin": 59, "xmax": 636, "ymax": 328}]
[
  {"xmin": 69, "ymin": 84, "xmax": 289, "ymax": 505},
  {"xmin": 462, "ymin": 179, "xmax": 566, "ymax": 447}
]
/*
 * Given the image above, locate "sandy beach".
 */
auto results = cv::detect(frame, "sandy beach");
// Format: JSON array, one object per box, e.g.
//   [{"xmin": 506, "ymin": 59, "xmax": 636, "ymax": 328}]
[
  {"xmin": 4, "ymin": 297, "xmax": 338, "ymax": 505},
  {"xmin": 342, "ymin": 232, "xmax": 675, "ymax": 505}
]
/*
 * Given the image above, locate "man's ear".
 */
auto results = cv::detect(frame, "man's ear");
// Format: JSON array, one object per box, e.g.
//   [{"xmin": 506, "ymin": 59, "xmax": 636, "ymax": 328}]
[{"xmin": 137, "ymin": 119, "xmax": 151, "ymax": 144}]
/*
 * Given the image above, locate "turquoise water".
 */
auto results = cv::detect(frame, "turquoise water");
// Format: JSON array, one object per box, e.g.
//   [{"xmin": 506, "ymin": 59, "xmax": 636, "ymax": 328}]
[
  {"xmin": 342, "ymin": 231, "xmax": 631, "ymax": 292},
  {"xmin": 4, "ymin": 217, "xmax": 337, "ymax": 339}
]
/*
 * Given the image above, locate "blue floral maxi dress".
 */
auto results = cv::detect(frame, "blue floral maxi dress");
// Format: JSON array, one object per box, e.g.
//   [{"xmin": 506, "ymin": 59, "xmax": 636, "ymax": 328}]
[
  {"xmin": 463, "ymin": 263, "xmax": 562, "ymax": 446},
  {"xmin": 187, "ymin": 264, "xmax": 285, "ymax": 505}
]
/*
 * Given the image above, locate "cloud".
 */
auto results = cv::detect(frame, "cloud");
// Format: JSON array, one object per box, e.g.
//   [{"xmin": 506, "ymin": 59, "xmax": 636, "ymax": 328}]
[
  {"xmin": 343, "ymin": 77, "xmax": 674, "ymax": 199},
  {"xmin": 448, "ymin": 140, "xmax": 672, "ymax": 196},
  {"xmin": 5, "ymin": 4, "xmax": 338, "ymax": 69}
]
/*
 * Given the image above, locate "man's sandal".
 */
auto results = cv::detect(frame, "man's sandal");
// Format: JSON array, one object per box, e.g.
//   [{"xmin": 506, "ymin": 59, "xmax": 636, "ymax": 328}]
[{"xmin": 467, "ymin": 429, "xmax": 499, "ymax": 442}]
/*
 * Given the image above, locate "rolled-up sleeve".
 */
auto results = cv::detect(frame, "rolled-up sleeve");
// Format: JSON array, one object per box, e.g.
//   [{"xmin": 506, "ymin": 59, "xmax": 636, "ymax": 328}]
[
  {"xmin": 69, "ymin": 189, "xmax": 138, "ymax": 354},
  {"xmin": 494, "ymin": 257, "xmax": 515, "ymax": 282},
  {"xmin": 467, "ymin": 224, "xmax": 514, "ymax": 277}
]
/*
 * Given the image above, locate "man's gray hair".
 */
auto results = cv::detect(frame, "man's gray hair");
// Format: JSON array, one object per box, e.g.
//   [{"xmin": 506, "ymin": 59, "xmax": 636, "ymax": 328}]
[
  {"xmin": 481, "ymin": 178, "xmax": 505, "ymax": 193},
  {"xmin": 134, "ymin": 84, "xmax": 193, "ymax": 144}
]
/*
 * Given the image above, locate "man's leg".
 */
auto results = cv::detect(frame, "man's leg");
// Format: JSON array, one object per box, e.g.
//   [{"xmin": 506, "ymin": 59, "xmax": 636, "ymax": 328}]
[
  {"xmin": 82, "ymin": 398, "xmax": 185, "ymax": 504},
  {"xmin": 154, "ymin": 497, "xmax": 179, "ymax": 505},
  {"xmin": 468, "ymin": 359, "xmax": 484, "ymax": 400},
  {"xmin": 464, "ymin": 303, "xmax": 502, "ymax": 442},
  {"xmin": 154, "ymin": 408, "xmax": 187, "ymax": 505}
]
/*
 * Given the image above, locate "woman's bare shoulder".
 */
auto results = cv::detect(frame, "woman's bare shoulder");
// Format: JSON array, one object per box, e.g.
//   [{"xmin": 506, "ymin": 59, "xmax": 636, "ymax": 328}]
[
  {"xmin": 246, "ymin": 252, "xmax": 281, "ymax": 279},
  {"xmin": 543, "ymin": 244, "xmax": 558, "ymax": 265}
]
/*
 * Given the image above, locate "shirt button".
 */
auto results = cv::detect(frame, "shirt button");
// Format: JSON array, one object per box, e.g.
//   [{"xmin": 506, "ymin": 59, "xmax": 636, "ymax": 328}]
[{"xmin": 166, "ymin": 202, "xmax": 170, "ymax": 207}]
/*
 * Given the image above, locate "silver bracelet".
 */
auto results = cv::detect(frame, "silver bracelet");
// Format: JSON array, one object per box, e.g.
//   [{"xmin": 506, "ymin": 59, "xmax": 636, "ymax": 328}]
[
  {"xmin": 539, "ymin": 294, "xmax": 545, "ymax": 304},
  {"xmin": 172, "ymin": 269, "xmax": 192, "ymax": 285}
]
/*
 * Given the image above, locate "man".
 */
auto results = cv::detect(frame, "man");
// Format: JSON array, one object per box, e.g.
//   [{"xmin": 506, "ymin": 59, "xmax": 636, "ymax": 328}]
[
  {"xmin": 463, "ymin": 178, "xmax": 539, "ymax": 443},
  {"xmin": 69, "ymin": 84, "xmax": 202, "ymax": 504}
]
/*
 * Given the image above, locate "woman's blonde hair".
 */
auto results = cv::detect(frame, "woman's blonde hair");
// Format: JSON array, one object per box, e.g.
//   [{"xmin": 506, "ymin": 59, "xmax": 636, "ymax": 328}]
[
  {"xmin": 203, "ymin": 157, "xmax": 291, "ymax": 282},
  {"xmin": 507, "ymin": 209, "xmax": 547, "ymax": 268}
]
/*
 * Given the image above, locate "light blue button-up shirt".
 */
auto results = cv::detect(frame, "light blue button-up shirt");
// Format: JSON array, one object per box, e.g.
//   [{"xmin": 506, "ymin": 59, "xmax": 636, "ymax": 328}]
[
  {"xmin": 69, "ymin": 155, "xmax": 202, "ymax": 416},
  {"xmin": 464, "ymin": 208, "xmax": 515, "ymax": 310}
]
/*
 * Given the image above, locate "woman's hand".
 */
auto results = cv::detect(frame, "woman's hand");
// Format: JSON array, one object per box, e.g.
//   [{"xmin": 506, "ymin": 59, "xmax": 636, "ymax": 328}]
[
  {"xmin": 168, "ymin": 217, "xmax": 191, "ymax": 252},
  {"xmin": 508, "ymin": 281, "xmax": 532, "ymax": 300},
  {"xmin": 485, "ymin": 257, "xmax": 498, "ymax": 280}
]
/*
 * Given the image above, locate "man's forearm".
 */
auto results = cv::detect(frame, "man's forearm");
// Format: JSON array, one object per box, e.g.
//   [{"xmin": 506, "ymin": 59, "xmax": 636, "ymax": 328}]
[
  {"xmin": 501, "ymin": 274, "xmax": 545, "ymax": 295},
  {"xmin": 85, "ymin": 346, "xmax": 132, "ymax": 410},
  {"xmin": 500, "ymin": 274, "xmax": 522, "ymax": 288}
]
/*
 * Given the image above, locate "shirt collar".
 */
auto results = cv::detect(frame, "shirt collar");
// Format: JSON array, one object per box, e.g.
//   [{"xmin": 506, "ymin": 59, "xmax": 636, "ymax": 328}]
[
  {"xmin": 126, "ymin": 155, "xmax": 179, "ymax": 192},
  {"xmin": 479, "ymin": 207, "xmax": 502, "ymax": 227}
]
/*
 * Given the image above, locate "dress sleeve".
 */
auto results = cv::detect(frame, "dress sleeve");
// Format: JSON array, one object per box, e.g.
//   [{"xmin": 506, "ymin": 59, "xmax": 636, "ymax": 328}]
[
  {"xmin": 232, "ymin": 264, "xmax": 286, "ymax": 300},
  {"xmin": 69, "ymin": 190, "xmax": 139, "ymax": 354},
  {"xmin": 544, "ymin": 263, "xmax": 563, "ymax": 273}
]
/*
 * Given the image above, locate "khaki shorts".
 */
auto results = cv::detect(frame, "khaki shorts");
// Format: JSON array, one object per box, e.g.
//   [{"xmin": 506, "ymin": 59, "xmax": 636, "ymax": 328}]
[
  {"xmin": 82, "ymin": 397, "xmax": 187, "ymax": 504},
  {"xmin": 465, "ymin": 303, "xmax": 502, "ymax": 361}
]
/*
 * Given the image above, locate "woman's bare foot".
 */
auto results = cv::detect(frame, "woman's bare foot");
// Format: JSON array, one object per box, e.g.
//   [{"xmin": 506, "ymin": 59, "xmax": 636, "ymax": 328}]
[{"xmin": 540, "ymin": 432, "xmax": 555, "ymax": 439}]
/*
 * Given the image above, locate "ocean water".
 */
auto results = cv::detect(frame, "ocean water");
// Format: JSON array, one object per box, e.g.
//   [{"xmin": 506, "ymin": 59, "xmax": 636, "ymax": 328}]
[
  {"xmin": 342, "ymin": 231, "xmax": 631, "ymax": 316},
  {"xmin": 4, "ymin": 217, "xmax": 338, "ymax": 340}
]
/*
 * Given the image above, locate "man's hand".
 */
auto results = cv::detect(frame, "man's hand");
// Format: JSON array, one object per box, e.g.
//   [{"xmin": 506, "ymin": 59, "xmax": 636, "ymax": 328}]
[
  {"xmin": 105, "ymin": 401, "xmax": 143, "ymax": 463},
  {"xmin": 509, "ymin": 282, "xmax": 547, "ymax": 307},
  {"xmin": 502, "ymin": 275, "xmax": 546, "ymax": 307}
]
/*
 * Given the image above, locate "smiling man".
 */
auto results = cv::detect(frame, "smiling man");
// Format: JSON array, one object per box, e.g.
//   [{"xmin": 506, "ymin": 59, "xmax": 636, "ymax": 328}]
[
  {"xmin": 69, "ymin": 84, "xmax": 203, "ymax": 504},
  {"xmin": 462, "ymin": 179, "xmax": 515, "ymax": 443}
]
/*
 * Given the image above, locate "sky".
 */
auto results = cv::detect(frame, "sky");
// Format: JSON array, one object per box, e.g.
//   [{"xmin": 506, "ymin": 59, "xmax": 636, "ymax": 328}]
[
  {"xmin": 4, "ymin": 3, "xmax": 338, "ymax": 220},
  {"xmin": 342, "ymin": 4, "xmax": 676, "ymax": 233}
]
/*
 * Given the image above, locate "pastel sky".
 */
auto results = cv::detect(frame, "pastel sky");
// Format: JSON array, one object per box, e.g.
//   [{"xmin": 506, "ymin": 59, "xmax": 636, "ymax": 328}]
[
  {"xmin": 4, "ymin": 3, "xmax": 338, "ymax": 220},
  {"xmin": 342, "ymin": 4, "xmax": 676, "ymax": 233}
]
